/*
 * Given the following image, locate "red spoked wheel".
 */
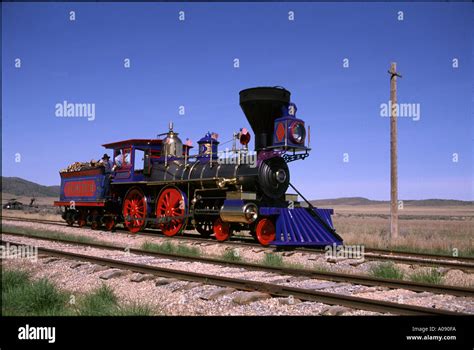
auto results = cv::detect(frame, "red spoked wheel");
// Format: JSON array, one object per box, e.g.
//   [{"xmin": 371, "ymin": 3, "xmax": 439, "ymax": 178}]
[
  {"xmin": 214, "ymin": 218, "xmax": 231, "ymax": 242},
  {"xmin": 255, "ymin": 218, "xmax": 276, "ymax": 246},
  {"xmin": 156, "ymin": 187, "xmax": 187, "ymax": 237},
  {"xmin": 123, "ymin": 188, "xmax": 148, "ymax": 233},
  {"xmin": 104, "ymin": 216, "xmax": 116, "ymax": 231}
]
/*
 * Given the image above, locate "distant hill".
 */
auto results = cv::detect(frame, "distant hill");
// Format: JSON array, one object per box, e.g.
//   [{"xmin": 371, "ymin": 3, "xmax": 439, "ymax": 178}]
[
  {"xmin": 311, "ymin": 197, "xmax": 385, "ymax": 206},
  {"xmin": 1, "ymin": 177, "xmax": 60, "ymax": 197},
  {"xmin": 399, "ymin": 199, "xmax": 474, "ymax": 207},
  {"xmin": 310, "ymin": 197, "xmax": 473, "ymax": 207}
]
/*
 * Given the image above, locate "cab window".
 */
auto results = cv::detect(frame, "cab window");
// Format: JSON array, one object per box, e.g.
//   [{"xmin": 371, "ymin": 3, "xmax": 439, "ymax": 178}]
[{"xmin": 134, "ymin": 149, "xmax": 145, "ymax": 171}]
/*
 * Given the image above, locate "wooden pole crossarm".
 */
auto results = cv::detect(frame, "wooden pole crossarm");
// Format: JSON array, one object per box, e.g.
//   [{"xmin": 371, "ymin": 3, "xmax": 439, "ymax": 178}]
[{"xmin": 388, "ymin": 70, "xmax": 402, "ymax": 79}]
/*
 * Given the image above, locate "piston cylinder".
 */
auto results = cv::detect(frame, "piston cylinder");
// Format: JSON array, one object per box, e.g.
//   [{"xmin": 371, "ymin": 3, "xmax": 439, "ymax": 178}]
[{"xmin": 219, "ymin": 200, "xmax": 258, "ymax": 224}]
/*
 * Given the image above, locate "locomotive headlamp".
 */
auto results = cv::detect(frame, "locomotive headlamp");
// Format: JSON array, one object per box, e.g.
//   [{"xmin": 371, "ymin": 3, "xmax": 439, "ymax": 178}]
[{"xmin": 289, "ymin": 121, "xmax": 306, "ymax": 144}]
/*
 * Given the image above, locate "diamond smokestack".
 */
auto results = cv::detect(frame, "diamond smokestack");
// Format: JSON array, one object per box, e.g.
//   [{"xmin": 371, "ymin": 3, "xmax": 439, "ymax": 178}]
[{"xmin": 239, "ymin": 86, "xmax": 291, "ymax": 151}]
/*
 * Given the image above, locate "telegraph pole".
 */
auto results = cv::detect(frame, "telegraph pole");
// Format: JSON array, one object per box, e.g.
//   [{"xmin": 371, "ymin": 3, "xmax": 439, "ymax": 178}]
[{"xmin": 388, "ymin": 62, "xmax": 402, "ymax": 240}]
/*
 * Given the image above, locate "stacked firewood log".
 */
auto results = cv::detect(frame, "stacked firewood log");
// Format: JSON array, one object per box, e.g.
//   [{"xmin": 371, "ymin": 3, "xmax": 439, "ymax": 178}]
[{"xmin": 60, "ymin": 160, "xmax": 102, "ymax": 173}]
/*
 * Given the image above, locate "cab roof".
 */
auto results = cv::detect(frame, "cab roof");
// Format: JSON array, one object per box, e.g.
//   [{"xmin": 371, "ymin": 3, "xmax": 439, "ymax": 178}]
[{"xmin": 102, "ymin": 139, "xmax": 163, "ymax": 149}]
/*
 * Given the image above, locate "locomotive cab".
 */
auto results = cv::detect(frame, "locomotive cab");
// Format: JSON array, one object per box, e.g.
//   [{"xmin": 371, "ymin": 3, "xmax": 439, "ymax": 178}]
[{"xmin": 102, "ymin": 139, "xmax": 164, "ymax": 182}]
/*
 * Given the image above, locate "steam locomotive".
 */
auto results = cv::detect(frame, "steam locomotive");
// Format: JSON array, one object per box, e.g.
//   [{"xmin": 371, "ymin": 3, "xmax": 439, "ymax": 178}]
[{"xmin": 54, "ymin": 87, "xmax": 343, "ymax": 247}]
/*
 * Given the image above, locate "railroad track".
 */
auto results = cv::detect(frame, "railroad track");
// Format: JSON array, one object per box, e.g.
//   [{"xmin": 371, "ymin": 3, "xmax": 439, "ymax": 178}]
[
  {"xmin": 1, "ymin": 237, "xmax": 469, "ymax": 316},
  {"xmin": 3, "ymin": 230, "xmax": 474, "ymax": 299},
  {"xmin": 0, "ymin": 215, "xmax": 213, "ymax": 240},
  {"xmin": 2, "ymin": 215, "xmax": 474, "ymax": 270}
]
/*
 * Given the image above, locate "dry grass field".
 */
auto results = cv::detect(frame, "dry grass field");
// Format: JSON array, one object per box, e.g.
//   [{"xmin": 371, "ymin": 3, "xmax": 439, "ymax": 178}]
[
  {"xmin": 332, "ymin": 204, "xmax": 474, "ymax": 256},
  {"xmin": 2, "ymin": 193, "xmax": 58, "ymax": 207},
  {"xmin": 1, "ymin": 193, "xmax": 61, "ymax": 221}
]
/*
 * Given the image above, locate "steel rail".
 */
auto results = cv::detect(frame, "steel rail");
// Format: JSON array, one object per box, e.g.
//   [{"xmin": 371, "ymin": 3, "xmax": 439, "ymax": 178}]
[
  {"xmin": 1, "ymin": 239, "xmax": 468, "ymax": 316},
  {"xmin": 3, "ymin": 231, "xmax": 473, "ymax": 298}
]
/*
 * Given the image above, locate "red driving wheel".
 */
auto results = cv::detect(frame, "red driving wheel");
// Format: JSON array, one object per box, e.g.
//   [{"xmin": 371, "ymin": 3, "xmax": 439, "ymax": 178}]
[
  {"xmin": 123, "ymin": 188, "xmax": 147, "ymax": 233},
  {"xmin": 214, "ymin": 218, "xmax": 231, "ymax": 242},
  {"xmin": 156, "ymin": 187, "xmax": 186, "ymax": 236},
  {"xmin": 255, "ymin": 218, "xmax": 276, "ymax": 246}
]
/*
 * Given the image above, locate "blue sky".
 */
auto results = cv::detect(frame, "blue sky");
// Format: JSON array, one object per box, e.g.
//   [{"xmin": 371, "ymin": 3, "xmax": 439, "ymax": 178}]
[{"xmin": 2, "ymin": 2, "xmax": 473, "ymax": 200}]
